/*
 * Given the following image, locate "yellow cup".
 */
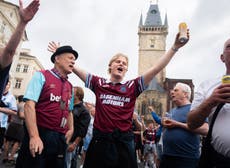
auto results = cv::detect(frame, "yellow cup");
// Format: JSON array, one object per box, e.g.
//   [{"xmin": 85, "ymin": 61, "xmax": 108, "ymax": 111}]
[
  {"xmin": 222, "ymin": 75, "xmax": 230, "ymax": 84},
  {"xmin": 178, "ymin": 22, "xmax": 188, "ymax": 43}
]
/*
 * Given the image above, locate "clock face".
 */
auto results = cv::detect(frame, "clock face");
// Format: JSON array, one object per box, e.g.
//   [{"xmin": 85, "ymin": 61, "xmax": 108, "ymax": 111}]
[
  {"xmin": 150, "ymin": 38, "xmax": 156, "ymax": 48},
  {"xmin": 151, "ymin": 9, "xmax": 157, "ymax": 14}
]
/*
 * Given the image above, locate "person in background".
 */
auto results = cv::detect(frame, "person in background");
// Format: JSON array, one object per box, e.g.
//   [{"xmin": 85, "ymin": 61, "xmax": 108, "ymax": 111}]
[
  {"xmin": 187, "ymin": 38, "xmax": 230, "ymax": 166},
  {"xmin": 48, "ymin": 30, "xmax": 189, "ymax": 168},
  {"xmin": 65, "ymin": 86, "xmax": 90, "ymax": 168},
  {"xmin": 159, "ymin": 82, "xmax": 208, "ymax": 168},
  {"xmin": 148, "ymin": 106, "xmax": 163, "ymax": 168},
  {"xmin": 0, "ymin": 0, "xmax": 39, "ymax": 100},
  {"xmin": 81, "ymin": 103, "xmax": 95, "ymax": 168},
  {"xmin": 2, "ymin": 95, "xmax": 25, "ymax": 166},
  {"xmin": 16, "ymin": 44, "xmax": 78, "ymax": 168},
  {"xmin": 0, "ymin": 80, "xmax": 17, "ymax": 162},
  {"xmin": 142, "ymin": 120, "xmax": 157, "ymax": 167},
  {"xmin": 132, "ymin": 112, "xmax": 144, "ymax": 164}
]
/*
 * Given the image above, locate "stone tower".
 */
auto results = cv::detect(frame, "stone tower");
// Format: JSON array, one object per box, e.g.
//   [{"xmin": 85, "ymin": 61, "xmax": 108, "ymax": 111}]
[
  {"xmin": 136, "ymin": 2, "xmax": 168, "ymax": 118},
  {"xmin": 138, "ymin": 2, "xmax": 168, "ymax": 85}
]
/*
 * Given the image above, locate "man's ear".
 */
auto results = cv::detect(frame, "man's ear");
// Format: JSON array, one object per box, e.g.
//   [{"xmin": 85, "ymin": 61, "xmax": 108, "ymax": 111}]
[
  {"xmin": 54, "ymin": 55, "xmax": 61, "ymax": 63},
  {"xmin": 220, "ymin": 54, "xmax": 225, "ymax": 63}
]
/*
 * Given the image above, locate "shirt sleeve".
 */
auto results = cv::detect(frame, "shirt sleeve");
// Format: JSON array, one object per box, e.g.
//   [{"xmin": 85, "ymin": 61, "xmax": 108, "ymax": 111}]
[
  {"xmin": 24, "ymin": 71, "xmax": 45, "ymax": 102},
  {"xmin": 151, "ymin": 111, "xmax": 161, "ymax": 125},
  {"xmin": 190, "ymin": 82, "xmax": 207, "ymax": 111},
  {"xmin": 9, "ymin": 95, "xmax": 17, "ymax": 111},
  {"xmin": 85, "ymin": 73, "xmax": 92, "ymax": 89},
  {"xmin": 134, "ymin": 76, "xmax": 147, "ymax": 97},
  {"xmin": 69, "ymin": 89, "xmax": 74, "ymax": 111}
]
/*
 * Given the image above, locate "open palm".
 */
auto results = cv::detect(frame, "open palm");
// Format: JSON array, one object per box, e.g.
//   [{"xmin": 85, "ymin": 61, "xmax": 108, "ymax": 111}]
[{"xmin": 19, "ymin": 0, "xmax": 40, "ymax": 23}]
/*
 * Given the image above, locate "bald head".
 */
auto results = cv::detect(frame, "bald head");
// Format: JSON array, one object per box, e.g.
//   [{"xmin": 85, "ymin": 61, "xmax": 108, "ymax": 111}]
[{"xmin": 223, "ymin": 39, "xmax": 230, "ymax": 52}]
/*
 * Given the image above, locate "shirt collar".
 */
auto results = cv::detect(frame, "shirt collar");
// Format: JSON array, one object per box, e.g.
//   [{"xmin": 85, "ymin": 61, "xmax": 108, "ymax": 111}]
[
  {"xmin": 105, "ymin": 78, "xmax": 126, "ymax": 84},
  {"xmin": 51, "ymin": 68, "xmax": 68, "ymax": 81}
]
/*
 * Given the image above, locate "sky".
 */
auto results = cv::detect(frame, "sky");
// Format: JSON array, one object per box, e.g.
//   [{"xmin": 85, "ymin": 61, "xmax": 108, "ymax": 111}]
[{"xmin": 6, "ymin": 0, "xmax": 230, "ymax": 103}]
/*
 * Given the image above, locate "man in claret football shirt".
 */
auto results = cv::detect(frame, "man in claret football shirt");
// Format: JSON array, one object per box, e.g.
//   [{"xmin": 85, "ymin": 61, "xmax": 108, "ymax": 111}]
[
  {"xmin": 16, "ymin": 45, "xmax": 78, "ymax": 168},
  {"xmin": 48, "ymin": 31, "xmax": 189, "ymax": 168}
]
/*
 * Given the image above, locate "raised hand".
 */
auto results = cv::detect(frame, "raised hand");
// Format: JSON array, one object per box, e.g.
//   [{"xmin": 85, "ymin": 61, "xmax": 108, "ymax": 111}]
[
  {"xmin": 173, "ymin": 29, "xmax": 190, "ymax": 50},
  {"xmin": 19, "ymin": 0, "xmax": 40, "ymax": 24},
  {"xmin": 47, "ymin": 41, "xmax": 60, "ymax": 53}
]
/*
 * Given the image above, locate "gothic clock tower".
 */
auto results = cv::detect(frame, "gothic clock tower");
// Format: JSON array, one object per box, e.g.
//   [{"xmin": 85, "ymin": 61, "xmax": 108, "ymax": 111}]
[
  {"xmin": 138, "ymin": 2, "xmax": 168, "ymax": 85},
  {"xmin": 136, "ymin": 2, "xmax": 168, "ymax": 117}
]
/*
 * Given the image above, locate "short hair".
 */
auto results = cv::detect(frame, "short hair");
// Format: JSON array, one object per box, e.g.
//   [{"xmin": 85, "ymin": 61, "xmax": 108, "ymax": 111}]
[
  {"xmin": 176, "ymin": 82, "xmax": 191, "ymax": 100},
  {"xmin": 74, "ymin": 86, "xmax": 84, "ymax": 101},
  {"xmin": 107, "ymin": 53, "xmax": 129, "ymax": 74},
  {"xmin": 146, "ymin": 120, "xmax": 154, "ymax": 125}
]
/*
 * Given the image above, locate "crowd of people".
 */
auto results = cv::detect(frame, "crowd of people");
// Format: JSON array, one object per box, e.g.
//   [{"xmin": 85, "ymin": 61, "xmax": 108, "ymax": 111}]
[{"xmin": 1, "ymin": 0, "xmax": 230, "ymax": 168}]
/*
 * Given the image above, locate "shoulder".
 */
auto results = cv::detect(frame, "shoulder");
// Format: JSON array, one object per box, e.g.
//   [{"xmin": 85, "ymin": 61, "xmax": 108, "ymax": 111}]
[
  {"xmin": 197, "ymin": 77, "xmax": 221, "ymax": 92},
  {"xmin": 32, "ymin": 71, "xmax": 46, "ymax": 81}
]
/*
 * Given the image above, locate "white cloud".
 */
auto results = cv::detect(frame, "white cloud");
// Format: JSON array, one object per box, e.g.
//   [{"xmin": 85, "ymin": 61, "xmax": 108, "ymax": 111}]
[{"xmin": 7, "ymin": 0, "xmax": 227, "ymax": 102}]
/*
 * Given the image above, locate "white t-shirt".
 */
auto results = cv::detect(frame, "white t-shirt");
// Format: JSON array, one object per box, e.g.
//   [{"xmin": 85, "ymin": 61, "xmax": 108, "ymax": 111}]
[{"xmin": 191, "ymin": 76, "xmax": 230, "ymax": 157}]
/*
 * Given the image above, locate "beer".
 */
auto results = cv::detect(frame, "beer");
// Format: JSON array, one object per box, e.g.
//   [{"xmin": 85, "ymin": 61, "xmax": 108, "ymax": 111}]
[
  {"xmin": 222, "ymin": 75, "xmax": 230, "ymax": 84},
  {"xmin": 178, "ymin": 22, "xmax": 188, "ymax": 43}
]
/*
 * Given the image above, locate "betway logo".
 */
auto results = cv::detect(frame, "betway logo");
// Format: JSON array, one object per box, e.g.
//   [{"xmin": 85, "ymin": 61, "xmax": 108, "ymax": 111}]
[{"xmin": 50, "ymin": 93, "xmax": 61, "ymax": 102}]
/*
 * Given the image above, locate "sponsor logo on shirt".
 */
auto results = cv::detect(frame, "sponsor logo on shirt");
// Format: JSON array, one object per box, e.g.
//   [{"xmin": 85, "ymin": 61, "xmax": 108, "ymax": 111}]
[
  {"xmin": 100, "ymin": 94, "xmax": 130, "ymax": 107},
  {"xmin": 120, "ymin": 86, "xmax": 127, "ymax": 92},
  {"xmin": 50, "ymin": 93, "xmax": 61, "ymax": 102}
]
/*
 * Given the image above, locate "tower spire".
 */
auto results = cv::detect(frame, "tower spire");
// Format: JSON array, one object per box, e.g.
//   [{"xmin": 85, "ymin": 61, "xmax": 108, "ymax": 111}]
[{"xmin": 150, "ymin": 0, "xmax": 158, "ymax": 4}]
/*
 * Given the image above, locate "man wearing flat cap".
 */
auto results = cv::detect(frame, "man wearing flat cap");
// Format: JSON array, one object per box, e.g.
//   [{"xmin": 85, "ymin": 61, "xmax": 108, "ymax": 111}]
[{"xmin": 16, "ymin": 45, "xmax": 78, "ymax": 168}]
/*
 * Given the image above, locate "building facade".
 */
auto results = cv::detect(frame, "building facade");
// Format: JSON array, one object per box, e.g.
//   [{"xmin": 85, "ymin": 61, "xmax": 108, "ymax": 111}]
[
  {"xmin": 13, "ymin": 49, "xmax": 44, "ymax": 97},
  {"xmin": 0, "ymin": 0, "xmax": 44, "ymax": 97},
  {"xmin": 0, "ymin": 0, "xmax": 27, "ymax": 75}
]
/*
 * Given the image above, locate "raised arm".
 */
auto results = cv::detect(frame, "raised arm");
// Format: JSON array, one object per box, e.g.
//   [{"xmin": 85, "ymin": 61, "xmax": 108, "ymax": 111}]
[
  {"xmin": 47, "ymin": 41, "xmax": 88, "ymax": 83},
  {"xmin": 188, "ymin": 83, "xmax": 230, "ymax": 129},
  {"xmin": 73, "ymin": 66, "xmax": 88, "ymax": 83},
  {"xmin": 151, "ymin": 111, "xmax": 162, "ymax": 125},
  {"xmin": 0, "ymin": 0, "xmax": 40, "ymax": 69},
  {"xmin": 143, "ymin": 32, "xmax": 189, "ymax": 86}
]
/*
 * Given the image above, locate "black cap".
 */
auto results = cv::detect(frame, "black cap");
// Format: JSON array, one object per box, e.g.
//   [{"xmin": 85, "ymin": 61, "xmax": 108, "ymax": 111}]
[{"xmin": 51, "ymin": 45, "xmax": 78, "ymax": 63}]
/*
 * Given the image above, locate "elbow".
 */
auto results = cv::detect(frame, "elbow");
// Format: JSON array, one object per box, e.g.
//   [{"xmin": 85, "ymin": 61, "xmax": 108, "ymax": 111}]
[
  {"xmin": 187, "ymin": 121, "xmax": 198, "ymax": 130},
  {"xmin": 187, "ymin": 111, "xmax": 201, "ymax": 130},
  {"xmin": 201, "ymin": 123, "xmax": 209, "ymax": 136},
  {"xmin": 4, "ymin": 47, "xmax": 16, "ymax": 57}
]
